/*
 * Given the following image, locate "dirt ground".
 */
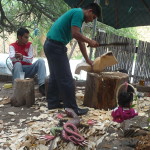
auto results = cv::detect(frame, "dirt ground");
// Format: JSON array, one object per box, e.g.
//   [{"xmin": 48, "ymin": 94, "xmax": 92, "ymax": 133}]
[
  {"xmin": 0, "ymin": 81, "xmax": 150, "ymax": 150},
  {"xmin": 0, "ymin": 82, "xmax": 42, "ymax": 127}
]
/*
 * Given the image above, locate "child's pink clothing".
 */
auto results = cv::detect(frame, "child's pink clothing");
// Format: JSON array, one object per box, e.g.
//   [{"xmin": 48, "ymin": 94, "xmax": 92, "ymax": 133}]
[{"xmin": 111, "ymin": 106, "xmax": 138, "ymax": 123}]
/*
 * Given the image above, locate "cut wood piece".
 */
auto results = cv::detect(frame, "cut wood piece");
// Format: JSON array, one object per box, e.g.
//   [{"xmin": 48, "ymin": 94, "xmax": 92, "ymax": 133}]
[
  {"xmin": 11, "ymin": 78, "xmax": 35, "ymax": 107},
  {"xmin": 93, "ymin": 52, "xmax": 118, "ymax": 73},
  {"xmin": 75, "ymin": 62, "xmax": 91, "ymax": 74},
  {"xmin": 75, "ymin": 51, "xmax": 118, "ymax": 74},
  {"xmin": 84, "ymin": 72, "xmax": 129, "ymax": 110}
]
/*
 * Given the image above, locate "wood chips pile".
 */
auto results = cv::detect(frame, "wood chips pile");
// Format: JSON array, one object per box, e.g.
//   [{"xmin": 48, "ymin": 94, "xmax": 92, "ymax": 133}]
[{"xmin": 0, "ymin": 92, "xmax": 149, "ymax": 150}]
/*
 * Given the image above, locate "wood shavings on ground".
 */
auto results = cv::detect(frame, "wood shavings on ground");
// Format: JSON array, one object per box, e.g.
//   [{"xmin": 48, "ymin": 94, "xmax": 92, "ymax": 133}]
[
  {"xmin": 136, "ymin": 134, "xmax": 150, "ymax": 150},
  {"xmin": 0, "ymin": 97, "xmax": 11, "ymax": 105},
  {"xmin": 0, "ymin": 93, "xmax": 149, "ymax": 150}
]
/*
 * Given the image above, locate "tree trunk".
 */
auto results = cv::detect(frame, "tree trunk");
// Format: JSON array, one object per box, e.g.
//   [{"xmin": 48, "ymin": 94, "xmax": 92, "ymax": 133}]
[
  {"xmin": 11, "ymin": 79, "xmax": 35, "ymax": 107},
  {"xmin": 84, "ymin": 72, "xmax": 129, "ymax": 110}
]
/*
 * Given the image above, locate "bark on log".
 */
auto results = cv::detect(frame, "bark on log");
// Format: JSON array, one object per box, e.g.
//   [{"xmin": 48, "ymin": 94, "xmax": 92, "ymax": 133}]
[
  {"xmin": 84, "ymin": 72, "xmax": 129, "ymax": 110},
  {"xmin": 11, "ymin": 79, "xmax": 35, "ymax": 107}
]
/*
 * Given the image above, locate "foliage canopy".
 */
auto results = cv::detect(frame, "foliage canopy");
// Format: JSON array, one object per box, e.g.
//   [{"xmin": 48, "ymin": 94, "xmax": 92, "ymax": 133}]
[
  {"xmin": 0, "ymin": 0, "xmax": 143, "ymax": 54},
  {"xmin": 0, "ymin": 0, "xmax": 69, "ymax": 33}
]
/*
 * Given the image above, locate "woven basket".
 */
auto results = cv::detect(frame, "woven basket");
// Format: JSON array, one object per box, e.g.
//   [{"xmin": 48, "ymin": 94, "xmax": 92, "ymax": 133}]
[{"xmin": 116, "ymin": 82, "xmax": 139, "ymax": 111}]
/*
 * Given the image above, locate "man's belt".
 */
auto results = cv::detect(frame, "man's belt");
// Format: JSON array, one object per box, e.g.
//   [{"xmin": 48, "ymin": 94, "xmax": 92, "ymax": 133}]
[{"xmin": 46, "ymin": 38, "xmax": 64, "ymax": 46}]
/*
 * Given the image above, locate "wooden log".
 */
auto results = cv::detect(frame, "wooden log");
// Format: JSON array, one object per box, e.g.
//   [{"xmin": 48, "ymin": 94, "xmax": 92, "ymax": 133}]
[
  {"xmin": 11, "ymin": 78, "xmax": 35, "ymax": 107},
  {"xmin": 132, "ymin": 84, "xmax": 150, "ymax": 92},
  {"xmin": 0, "ymin": 74, "xmax": 12, "ymax": 82},
  {"xmin": 84, "ymin": 72, "xmax": 129, "ymax": 110}
]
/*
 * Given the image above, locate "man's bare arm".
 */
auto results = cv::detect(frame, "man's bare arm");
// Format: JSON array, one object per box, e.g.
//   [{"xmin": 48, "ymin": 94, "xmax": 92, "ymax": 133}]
[
  {"xmin": 71, "ymin": 26, "xmax": 99, "ymax": 47},
  {"xmin": 78, "ymin": 41, "xmax": 93, "ymax": 65}
]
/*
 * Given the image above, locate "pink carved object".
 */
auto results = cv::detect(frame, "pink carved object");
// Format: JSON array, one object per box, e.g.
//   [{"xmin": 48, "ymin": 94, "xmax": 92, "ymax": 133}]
[
  {"xmin": 62, "ymin": 108, "xmax": 88, "ymax": 146},
  {"xmin": 87, "ymin": 119, "xmax": 97, "ymax": 125},
  {"xmin": 56, "ymin": 113, "xmax": 64, "ymax": 119},
  {"xmin": 111, "ymin": 106, "xmax": 138, "ymax": 123}
]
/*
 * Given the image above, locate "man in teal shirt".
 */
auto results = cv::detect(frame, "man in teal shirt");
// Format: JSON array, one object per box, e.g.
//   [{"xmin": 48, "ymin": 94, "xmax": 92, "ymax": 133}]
[
  {"xmin": 47, "ymin": 7, "xmax": 84, "ymax": 45},
  {"xmin": 44, "ymin": 3, "xmax": 101, "ymax": 115}
]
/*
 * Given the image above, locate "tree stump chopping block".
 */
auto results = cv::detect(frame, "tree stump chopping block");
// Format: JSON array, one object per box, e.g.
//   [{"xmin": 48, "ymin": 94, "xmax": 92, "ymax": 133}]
[
  {"xmin": 11, "ymin": 78, "xmax": 35, "ymax": 107},
  {"xmin": 83, "ymin": 72, "xmax": 129, "ymax": 110}
]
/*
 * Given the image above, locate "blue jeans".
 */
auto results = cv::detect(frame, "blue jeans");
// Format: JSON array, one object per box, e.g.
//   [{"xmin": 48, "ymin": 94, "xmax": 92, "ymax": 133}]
[
  {"xmin": 44, "ymin": 39, "xmax": 78, "ymax": 111},
  {"xmin": 12, "ymin": 58, "xmax": 46, "ymax": 86}
]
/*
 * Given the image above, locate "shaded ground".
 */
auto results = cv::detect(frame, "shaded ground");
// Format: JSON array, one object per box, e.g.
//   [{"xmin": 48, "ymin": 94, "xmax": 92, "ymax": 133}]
[
  {"xmin": 0, "ymin": 82, "xmax": 41, "ymax": 127},
  {"xmin": 0, "ymin": 81, "xmax": 150, "ymax": 150}
]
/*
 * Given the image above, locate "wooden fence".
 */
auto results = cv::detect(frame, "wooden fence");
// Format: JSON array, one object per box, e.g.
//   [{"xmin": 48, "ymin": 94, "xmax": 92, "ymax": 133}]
[
  {"xmin": 133, "ymin": 41, "xmax": 150, "ymax": 83},
  {"xmin": 94, "ymin": 31, "xmax": 150, "ymax": 84}
]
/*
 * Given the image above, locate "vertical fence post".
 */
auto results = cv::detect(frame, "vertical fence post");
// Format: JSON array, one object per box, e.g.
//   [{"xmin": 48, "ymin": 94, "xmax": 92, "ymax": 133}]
[
  {"xmin": 89, "ymin": 0, "xmax": 99, "ymax": 59},
  {"xmin": 89, "ymin": 18, "xmax": 97, "ymax": 59}
]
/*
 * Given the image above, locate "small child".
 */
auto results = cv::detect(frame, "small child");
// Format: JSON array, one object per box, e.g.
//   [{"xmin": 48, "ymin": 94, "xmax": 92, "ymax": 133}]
[{"xmin": 111, "ymin": 92, "xmax": 138, "ymax": 123}]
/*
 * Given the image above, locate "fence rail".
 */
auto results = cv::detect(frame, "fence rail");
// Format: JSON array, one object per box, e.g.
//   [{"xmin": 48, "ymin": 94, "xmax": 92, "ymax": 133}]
[{"xmin": 94, "ymin": 32, "xmax": 150, "ymax": 83}]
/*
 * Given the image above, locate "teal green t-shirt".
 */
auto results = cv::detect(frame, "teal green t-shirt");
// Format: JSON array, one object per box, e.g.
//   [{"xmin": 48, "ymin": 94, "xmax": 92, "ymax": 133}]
[{"xmin": 47, "ymin": 8, "xmax": 84, "ymax": 45}]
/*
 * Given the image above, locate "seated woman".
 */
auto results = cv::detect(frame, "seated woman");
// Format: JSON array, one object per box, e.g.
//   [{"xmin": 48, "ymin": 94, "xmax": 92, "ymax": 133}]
[{"xmin": 111, "ymin": 92, "xmax": 138, "ymax": 123}]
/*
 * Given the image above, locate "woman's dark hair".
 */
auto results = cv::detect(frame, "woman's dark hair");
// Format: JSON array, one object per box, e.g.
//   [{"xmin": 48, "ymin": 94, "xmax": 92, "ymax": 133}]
[
  {"xmin": 118, "ymin": 92, "xmax": 133, "ymax": 107},
  {"xmin": 17, "ymin": 27, "xmax": 29, "ymax": 37},
  {"xmin": 83, "ymin": 3, "xmax": 101, "ymax": 18}
]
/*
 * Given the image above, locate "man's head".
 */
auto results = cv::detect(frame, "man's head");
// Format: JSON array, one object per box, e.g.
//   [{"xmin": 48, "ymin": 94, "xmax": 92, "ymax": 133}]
[
  {"xmin": 83, "ymin": 3, "xmax": 101, "ymax": 23},
  {"xmin": 17, "ymin": 27, "xmax": 29, "ymax": 44}
]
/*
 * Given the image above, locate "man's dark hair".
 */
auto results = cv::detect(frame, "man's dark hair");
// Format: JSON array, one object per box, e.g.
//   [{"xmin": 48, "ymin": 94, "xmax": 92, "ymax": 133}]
[
  {"xmin": 118, "ymin": 92, "xmax": 133, "ymax": 108},
  {"xmin": 84, "ymin": 3, "xmax": 101, "ymax": 18},
  {"xmin": 17, "ymin": 27, "xmax": 29, "ymax": 37}
]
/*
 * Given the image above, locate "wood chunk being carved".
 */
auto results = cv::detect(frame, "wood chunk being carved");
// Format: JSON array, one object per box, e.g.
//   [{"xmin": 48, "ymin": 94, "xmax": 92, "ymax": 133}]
[{"xmin": 75, "ymin": 51, "xmax": 118, "ymax": 74}]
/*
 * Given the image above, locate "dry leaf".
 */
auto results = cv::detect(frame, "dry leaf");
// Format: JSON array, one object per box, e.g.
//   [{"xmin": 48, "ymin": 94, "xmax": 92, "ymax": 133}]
[
  {"xmin": 0, "ymin": 97, "xmax": 11, "ymax": 105},
  {"xmin": 36, "ymin": 144, "xmax": 48, "ymax": 150},
  {"xmin": 8, "ymin": 112, "xmax": 16, "ymax": 115},
  {"xmin": 76, "ymin": 92, "xmax": 84, "ymax": 101}
]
